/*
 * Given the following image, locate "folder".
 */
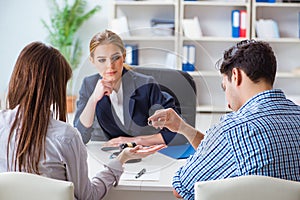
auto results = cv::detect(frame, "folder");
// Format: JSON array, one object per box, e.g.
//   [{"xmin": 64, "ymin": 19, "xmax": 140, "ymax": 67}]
[
  {"xmin": 158, "ymin": 143, "xmax": 195, "ymax": 159},
  {"xmin": 125, "ymin": 44, "xmax": 138, "ymax": 66},
  {"xmin": 182, "ymin": 17, "xmax": 202, "ymax": 38},
  {"xmin": 165, "ymin": 53, "xmax": 177, "ymax": 69},
  {"xmin": 239, "ymin": 10, "xmax": 247, "ymax": 38},
  {"xmin": 231, "ymin": 10, "xmax": 240, "ymax": 38},
  {"xmin": 255, "ymin": 19, "xmax": 279, "ymax": 39},
  {"xmin": 188, "ymin": 45, "xmax": 195, "ymax": 71},
  {"xmin": 182, "ymin": 45, "xmax": 195, "ymax": 71},
  {"xmin": 182, "ymin": 45, "xmax": 189, "ymax": 71},
  {"xmin": 298, "ymin": 12, "xmax": 300, "ymax": 38}
]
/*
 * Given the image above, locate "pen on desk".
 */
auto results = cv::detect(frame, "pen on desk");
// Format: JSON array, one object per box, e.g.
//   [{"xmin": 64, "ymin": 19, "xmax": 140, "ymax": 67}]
[{"xmin": 135, "ymin": 168, "xmax": 146, "ymax": 179}]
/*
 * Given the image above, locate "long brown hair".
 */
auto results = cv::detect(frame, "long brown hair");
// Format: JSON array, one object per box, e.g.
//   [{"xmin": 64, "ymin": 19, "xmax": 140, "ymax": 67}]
[{"xmin": 7, "ymin": 42, "xmax": 72, "ymax": 174}]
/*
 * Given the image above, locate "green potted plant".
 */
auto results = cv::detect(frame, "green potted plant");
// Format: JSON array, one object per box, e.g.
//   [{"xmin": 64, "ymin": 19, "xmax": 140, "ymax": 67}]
[{"xmin": 42, "ymin": 0, "xmax": 100, "ymax": 112}]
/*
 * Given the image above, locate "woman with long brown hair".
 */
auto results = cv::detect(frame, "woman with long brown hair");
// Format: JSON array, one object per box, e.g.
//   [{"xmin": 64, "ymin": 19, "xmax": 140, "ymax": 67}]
[{"xmin": 0, "ymin": 41, "xmax": 165, "ymax": 199}]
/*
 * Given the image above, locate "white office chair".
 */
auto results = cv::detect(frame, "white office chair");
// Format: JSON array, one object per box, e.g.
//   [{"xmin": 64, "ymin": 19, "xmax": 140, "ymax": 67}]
[
  {"xmin": 0, "ymin": 172, "xmax": 74, "ymax": 200},
  {"xmin": 194, "ymin": 175, "xmax": 300, "ymax": 200}
]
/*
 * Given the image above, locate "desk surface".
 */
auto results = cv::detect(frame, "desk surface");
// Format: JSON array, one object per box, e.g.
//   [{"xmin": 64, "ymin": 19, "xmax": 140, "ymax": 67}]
[{"xmin": 87, "ymin": 141, "xmax": 186, "ymax": 192}]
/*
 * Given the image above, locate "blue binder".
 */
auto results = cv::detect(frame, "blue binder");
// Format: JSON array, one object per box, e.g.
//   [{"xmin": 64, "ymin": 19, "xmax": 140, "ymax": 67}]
[
  {"xmin": 182, "ymin": 45, "xmax": 195, "ymax": 71},
  {"xmin": 188, "ymin": 45, "xmax": 195, "ymax": 71},
  {"xmin": 231, "ymin": 10, "xmax": 240, "ymax": 38},
  {"xmin": 299, "ymin": 12, "xmax": 300, "ymax": 38},
  {"xmin": 125, "ymin": 44, "xmax": 138, "ymax": 66},
  {"xmin": 182, "ymin": 45, "xmax": 188, "ymax": 71},
  {"xmin": 158, "ymin": 143, "xmax": 195, "ymax": 159}
]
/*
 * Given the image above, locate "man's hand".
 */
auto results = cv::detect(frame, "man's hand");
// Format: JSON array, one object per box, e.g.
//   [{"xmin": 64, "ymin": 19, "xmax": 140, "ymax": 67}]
[{"xmin": 148, "ymin": 108, "xmax": 184, "ymax": 133}]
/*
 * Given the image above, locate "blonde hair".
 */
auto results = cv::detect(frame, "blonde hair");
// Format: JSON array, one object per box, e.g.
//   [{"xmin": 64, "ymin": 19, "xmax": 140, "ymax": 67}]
[{"xmin": 89, "ymin": 30, "xmax": 132, "ymax": 70}]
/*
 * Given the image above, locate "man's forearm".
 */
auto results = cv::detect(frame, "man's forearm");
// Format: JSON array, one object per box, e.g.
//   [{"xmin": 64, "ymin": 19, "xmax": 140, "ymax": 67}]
[{"xmin": 178, "ymin": 122, "xmax": 204, "ymax": 149}]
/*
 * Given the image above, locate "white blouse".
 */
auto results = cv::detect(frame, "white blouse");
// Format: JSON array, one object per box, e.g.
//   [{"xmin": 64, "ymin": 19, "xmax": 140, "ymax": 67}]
[
  {"xmin": 0, "ymin": 107, "xmax": 123, "ymax": 200},
  {"xmin": 110, "ymin": 82, "xmax": 124, "ymax": 125}
]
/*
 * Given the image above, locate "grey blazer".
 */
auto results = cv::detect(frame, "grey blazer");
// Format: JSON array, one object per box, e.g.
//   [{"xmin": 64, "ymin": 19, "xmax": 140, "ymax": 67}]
[{"xmin": 74, "ymin": 73, "xmax": 106, "ymax": 143}]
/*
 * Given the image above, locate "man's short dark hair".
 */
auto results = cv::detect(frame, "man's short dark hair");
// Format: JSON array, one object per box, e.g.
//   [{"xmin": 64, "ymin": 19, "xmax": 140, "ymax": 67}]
[{"xmin": 218, "ymin": 40, "xmax": 277, "ymax": 85}]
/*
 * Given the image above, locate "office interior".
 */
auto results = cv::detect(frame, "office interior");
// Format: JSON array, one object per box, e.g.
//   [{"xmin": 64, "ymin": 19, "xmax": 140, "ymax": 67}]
[
  {"xmin": 1, "ymin": 1, "xmax": 300, "ymax": 110},
  {"xmin": 0, "ymin": 0, "xmax": 300, "ymax": 199},
  {"xmin": 1, "ymin": 0, "xmax": 300, "ymax": 127},
  {"xmin": 0, "ymin": 0, "xmax": 226, "ymax": 131}
]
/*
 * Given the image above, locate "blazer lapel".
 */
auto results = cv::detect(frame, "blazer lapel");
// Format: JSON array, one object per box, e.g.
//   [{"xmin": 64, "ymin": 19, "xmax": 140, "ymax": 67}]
[{"xmin": 122, "ymin": 70, "xmax": 137, "ymax": 131}]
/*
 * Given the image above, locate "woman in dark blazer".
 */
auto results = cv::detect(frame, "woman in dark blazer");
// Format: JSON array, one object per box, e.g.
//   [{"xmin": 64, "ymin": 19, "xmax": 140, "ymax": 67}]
[{"xmin": 74, "ymin": 30, "xmax": 187, "ymax": 146}]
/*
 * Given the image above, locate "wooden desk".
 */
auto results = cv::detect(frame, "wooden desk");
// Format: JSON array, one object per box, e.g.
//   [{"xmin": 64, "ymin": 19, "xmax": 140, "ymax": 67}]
[{"xmin": 86, "ymin": 141, "xmax": 186, "ymax": 200}]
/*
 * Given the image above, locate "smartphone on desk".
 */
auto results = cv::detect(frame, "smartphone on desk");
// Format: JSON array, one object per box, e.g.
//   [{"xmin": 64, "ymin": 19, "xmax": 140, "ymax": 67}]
[
  {"xmin": 101, "ymin": 146, "xmax": 119, "ymax": 151},
  {"xmin": 109, "ymin": 151, "xmax": 142, "ymax": 163}
]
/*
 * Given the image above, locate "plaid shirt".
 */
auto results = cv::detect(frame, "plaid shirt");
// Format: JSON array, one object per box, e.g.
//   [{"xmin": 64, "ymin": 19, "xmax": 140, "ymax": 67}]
[{"xmin": 173, "ymin": 89, "xmax": 300, "ymax": 200}]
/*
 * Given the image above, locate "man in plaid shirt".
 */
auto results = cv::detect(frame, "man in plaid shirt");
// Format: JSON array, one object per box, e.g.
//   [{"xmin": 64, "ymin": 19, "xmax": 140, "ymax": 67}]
[{"xmin": 148, "ymin": 40, "xmax": 300, "ymax": 200}]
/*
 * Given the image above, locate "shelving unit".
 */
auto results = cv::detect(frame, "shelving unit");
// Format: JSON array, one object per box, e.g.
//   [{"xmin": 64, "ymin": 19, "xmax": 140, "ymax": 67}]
[
  {"xmin": 179, "ymin": 0, "xmax": 251, "ymax": 112},
  {"xmin": 110, "ymin": 0, "xmax": 300, "ymax": 113},
  {"xmin": 110, "ymin": 0, "xmax": 179, "ymax": 68}
]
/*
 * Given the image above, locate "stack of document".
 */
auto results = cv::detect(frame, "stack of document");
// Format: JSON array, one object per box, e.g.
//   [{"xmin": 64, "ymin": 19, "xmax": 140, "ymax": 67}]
[
  {"xmin": 151, "ymin": 18, "xmax": 175, "ymax": 36},
  {"xmin": 256, "ymin": 19, "xmax": 280, "ymax": 39}
]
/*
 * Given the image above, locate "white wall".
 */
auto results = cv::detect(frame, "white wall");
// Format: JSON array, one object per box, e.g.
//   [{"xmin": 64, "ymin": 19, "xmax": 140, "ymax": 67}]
[{"xmin": 0, "ymin": 0, "xmax": 109, "ymax": 107}]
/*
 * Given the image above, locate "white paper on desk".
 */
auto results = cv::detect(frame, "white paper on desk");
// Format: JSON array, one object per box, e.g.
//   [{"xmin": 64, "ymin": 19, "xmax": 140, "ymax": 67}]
[{"xmin": 121, "ymin": 171, "xmax": 160, "ymax": 181}]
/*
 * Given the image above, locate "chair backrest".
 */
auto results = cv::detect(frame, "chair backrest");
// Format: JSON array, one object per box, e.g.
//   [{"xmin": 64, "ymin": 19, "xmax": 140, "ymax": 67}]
[
  {"xmin": 194, "ymin": 175, "xmax": 300, "ymax": 200},
  {"xmin": 133, "ymin": 67, "xmax": 197, "ymax": 127},
  {"xmin": 0, "ymin": 172, "xmax": 74, "ymax": 200}
]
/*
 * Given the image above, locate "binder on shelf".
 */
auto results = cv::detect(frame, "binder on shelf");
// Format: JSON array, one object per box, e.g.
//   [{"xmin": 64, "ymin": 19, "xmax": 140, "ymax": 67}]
[
  {"xmin": 182, "ymin": 45, "xmax": 188, "ymax": 71},
  {"xmin": 188, "ymin": 45, "xmax": 195, "ymax": 71},
  {"xmin": 256, "ymin": 19, "xmax": 279, "ymax": 39},
  {"xmin": 239, "ymin": 10, "xmax": 247, "ymax": 38},
  {"xmin": 125, "ymin": 44, "xmax": 138, "ymax": 66},
  {"xmin": 182, "ymin": 17, "xmax": 203, "ymax": 38},
  {"xmin": 182, "ymin": 45, "xmax": 195, "ymax": 72},
  {"xmin": 231, "ymin": 10, "xmax": 240, "ymax": 38},
  {"xmin": 256, "ymin": 0, "xmax": 275, "ymax": 2},
  {"xmin": 165, "ymin": 53, "xmax": 177, "ymax": 69}
]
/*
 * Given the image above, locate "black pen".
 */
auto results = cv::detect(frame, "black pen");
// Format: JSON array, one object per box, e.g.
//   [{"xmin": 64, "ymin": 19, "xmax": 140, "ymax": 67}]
[{"xmin": 135, "ymin": 168, "xmax": 146, "ymax": 179}]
